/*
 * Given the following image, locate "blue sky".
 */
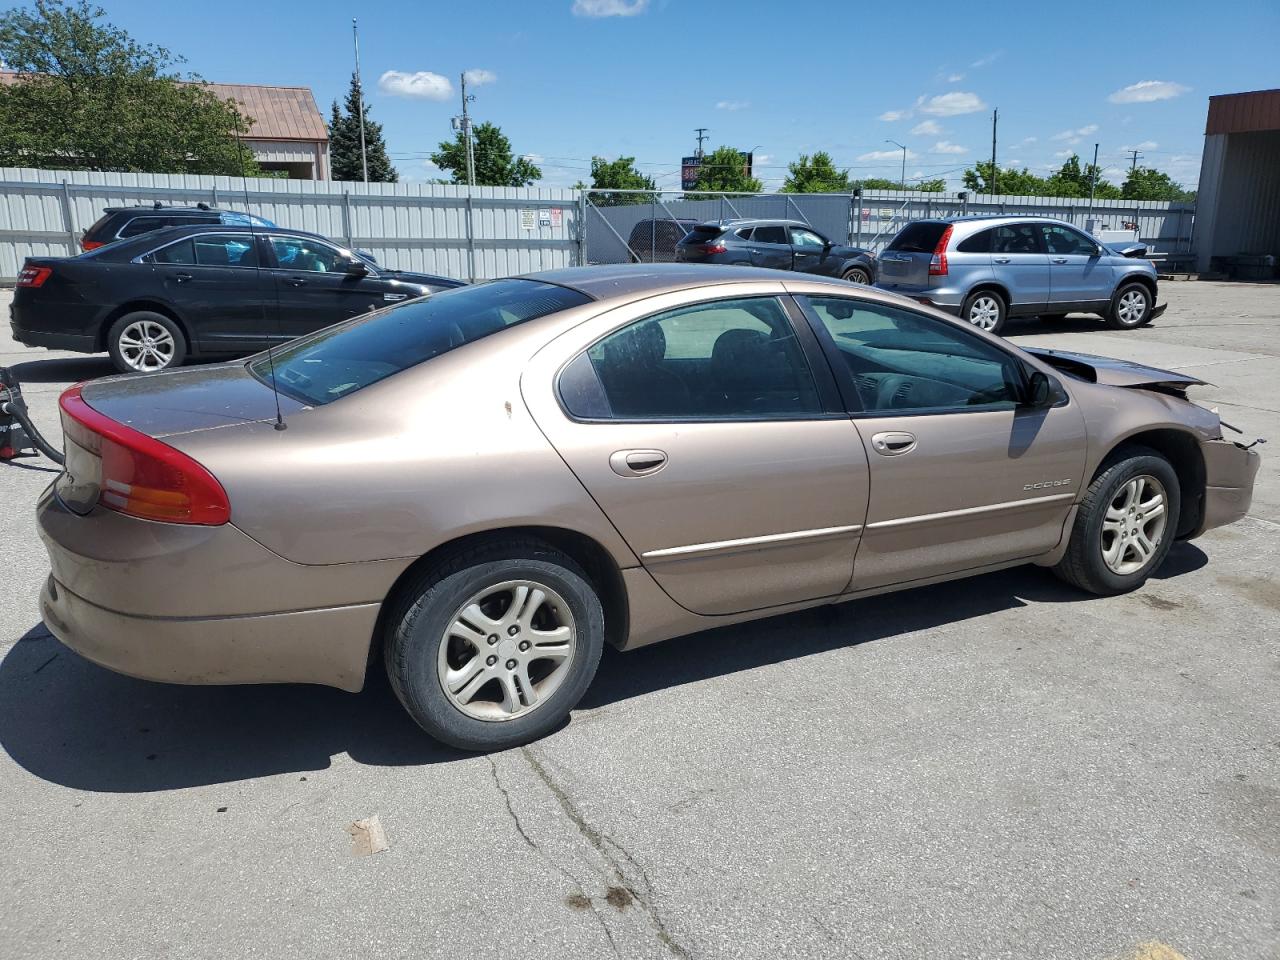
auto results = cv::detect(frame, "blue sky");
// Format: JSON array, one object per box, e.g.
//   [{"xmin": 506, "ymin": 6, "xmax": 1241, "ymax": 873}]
[{"xmin": 101, "ymin": 0, "xmax": 1280, "ymax": 191}]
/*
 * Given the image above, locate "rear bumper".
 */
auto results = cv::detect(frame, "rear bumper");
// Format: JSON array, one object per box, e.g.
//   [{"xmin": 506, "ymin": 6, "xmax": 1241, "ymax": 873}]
[
  {"xmin": 9, "ymin": 321, "xmax": 95, "ymax": 352},
  {"xmin": 1191, "ymin": 438, "xmax": 1261, "ymax": 537},
  {"xmin": 40, "ymin": 574, "xmax": 378, "ymax": 692}
]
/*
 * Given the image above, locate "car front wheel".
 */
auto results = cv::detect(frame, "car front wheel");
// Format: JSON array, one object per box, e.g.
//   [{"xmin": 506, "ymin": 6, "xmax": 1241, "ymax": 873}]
[
  {"xmin": 107, "ymin": 311, "xmax": 187, "ymax": 374},
  {"xmin": 1106, "ymin": 282, "xmax": 1153, "ymax": 329},
  {"xmin": 1054, "ymin": 447, "xmax": 1181, "ymax": 595},
  {"xmin": 842, "ymin": 266, "xmax": 871, "ymax": 285},
  {"xmin": 384, "ymin": 540, "xmax": 605, "ymax": 751}
]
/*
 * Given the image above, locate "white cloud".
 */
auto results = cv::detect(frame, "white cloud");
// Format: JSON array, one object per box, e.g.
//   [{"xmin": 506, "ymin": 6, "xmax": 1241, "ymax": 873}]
[
  {"xmin": 753, "ymin": 153, "xmax": 772, "ymax": 166},
  {"xmin": 1020, "ymin": 135, "xmax": 1038, "ymax": 144},
  {"xmin": 911, "ymin": 119, "xmax": 942, "ymax": 136},
  {"xmin": 858, "ymin": 148, "xmax": 918, "ymax": 162},
  {"xmin": 1120, "ymin": 140, "xmax": 1158, "ymax": 151},
  {"xmin": 463, "ymin": 68, "xmax": 496, "ymax": 86},
  {"xmin": 946, "ymin": 72, "xmax": 965, "ymax": 83},
  {"xmin": 971, "ymin": 51, "xmax": 1001, "ymax": 68},
  {"xmin": 1108, "ymin": 80, "xmax": 1189, "ymax": 103},
  {"xmin": 379, "ymin": 70, "xmax": 452, "ymax": 100},
  {"xmin": 572, "ymin": 0, "xmax": 647, "ymax": 16},
  {"xmin": 1050, "ymin": 123, "xmax": 1099, "ymax": 145},
  {"xmin": 716, "ymin": 99, "xmax": 749, "ymax": 111},
  {"xmin": 879, "ymin": 109, "xmax": 907, "ymax": 121},
  {"xmin": 930, "ymin": 141, "xmax": 968, "ymax": 155},
  {"xmin": 917, "ymin": 91, "xmax": 986, "ymax": 116},
  {"xmin": 1053, "ymin": 150, "xmax": 1075, "ymax": 158}
]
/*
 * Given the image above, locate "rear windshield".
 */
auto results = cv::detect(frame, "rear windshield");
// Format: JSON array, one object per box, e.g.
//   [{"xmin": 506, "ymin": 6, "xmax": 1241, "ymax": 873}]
[
  {"xmin": 886, "ymin": 221, "xmax": 949, "ymax": 253},
  {"xmin": 682, "ymin": 225, "xmax": 723, "ymax": 242},
  {"xmin": 249, "ymin": 279, "xmax": 590, "ymax": 406}
]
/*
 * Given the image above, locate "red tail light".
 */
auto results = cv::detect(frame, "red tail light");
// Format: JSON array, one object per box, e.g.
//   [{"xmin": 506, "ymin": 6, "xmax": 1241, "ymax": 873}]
[
  {"xmin": 80, "ymin": 240, "xmax": 104, "ymax": 251},
  {"xmin": 58, "ymin": 385, "xmax": 230, "ymax": 525},
  {"xmin": 702, "ymin": 243, "xmax": 727, "ymax": 254},
  {"xmin": 17, "ymin": 265, "xmax": 52, "ymax": 288},
  {"xmin": 928, "ymin": 225, "xmax": 953, "ymax": 277}
]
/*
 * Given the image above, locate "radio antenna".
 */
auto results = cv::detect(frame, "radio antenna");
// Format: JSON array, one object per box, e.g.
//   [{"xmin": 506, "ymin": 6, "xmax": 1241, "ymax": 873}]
[{"xmin": 233, "ymin": 123, "xmax": 286, "ymax": 430}]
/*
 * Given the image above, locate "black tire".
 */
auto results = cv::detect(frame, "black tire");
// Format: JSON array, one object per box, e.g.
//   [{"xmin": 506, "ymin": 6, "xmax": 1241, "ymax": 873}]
[
  {"xmin": 842, "ymin": 265, "xmax": 871, "ymax": 285},
  {"xmin": 1105, "ymin": 281, "xmax": 1153, "ymax": 330},
  {"xmin": 960, "ymin": 289, "xmax": 1007, "ymax": 335},
  {"xmin": 106, "ymin": 311, "xmax": 187, "ymax": 374},
  {"xmin": 1054, "ymin": 447, "xmax": 1181, "ymax": 595},
  {"xmin": 384, "ymin": 539, "xmax": 605, "ymax": 751}
]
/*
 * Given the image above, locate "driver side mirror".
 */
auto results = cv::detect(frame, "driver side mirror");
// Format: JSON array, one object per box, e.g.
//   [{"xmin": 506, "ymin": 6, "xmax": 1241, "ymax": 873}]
[
  {"xmin": 345, "ymin": 258, "xmax": 369, "ymax": 277},
  {"xmin": 1023, "ymin": 370, "xmax": 1062, "ymax": 408}
]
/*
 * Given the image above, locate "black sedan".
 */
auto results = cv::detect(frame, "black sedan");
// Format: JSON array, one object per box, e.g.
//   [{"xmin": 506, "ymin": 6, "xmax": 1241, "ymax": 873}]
[
  {"xmin": 675, "ymin": 218, "xmax": 876, "ymax": 284},
  {"xmin": 10, "ymin": 225, "xmax": 464, "ymax": 372}
]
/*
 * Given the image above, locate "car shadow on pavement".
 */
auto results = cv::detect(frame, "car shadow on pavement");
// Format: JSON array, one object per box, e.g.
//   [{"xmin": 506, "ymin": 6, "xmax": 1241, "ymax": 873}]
[
  {"xmin": 0, "ymin": 544, "xmax": 1206, "ymax": 793},
  {"xmin": 8, "ymin": 356, "xmax": 116, "ymax": 384}
]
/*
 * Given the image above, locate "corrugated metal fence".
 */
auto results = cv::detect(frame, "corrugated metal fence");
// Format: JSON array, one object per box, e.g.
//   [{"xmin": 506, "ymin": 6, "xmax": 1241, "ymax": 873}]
[{"xmin": 0, "ymin": 167, "xmax": 580, "ymax": 283}]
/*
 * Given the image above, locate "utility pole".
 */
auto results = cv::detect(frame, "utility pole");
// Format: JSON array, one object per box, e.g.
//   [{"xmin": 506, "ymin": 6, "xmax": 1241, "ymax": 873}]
[
  {"xmin": 460, "ymin": 72, "xmax": 476, "ymax": 187},
  {"xmin": 884, "ymin": 139, "xmax": 908, "ymax": 189},
  {"xmin": 352, "ymin": 19, "xmax": 368, "ymax": 183},
  {"xmin": 1127, "ymin": 148, "xmax": 1144, "ymax": 173},
  {"xmin": 1086, "ymin": 141, "xmax": 1099, "ymax": 219},
  {"xmin": 694, "ymin": 128, "xmax": 710, "ymax": 159},
  {"xmin": 990, "ymin": 108, "xmax": 998, "ymax": 195}
]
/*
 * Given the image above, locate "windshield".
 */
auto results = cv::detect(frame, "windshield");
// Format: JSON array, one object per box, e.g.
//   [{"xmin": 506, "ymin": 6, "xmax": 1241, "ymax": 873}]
[{"xmin": 248, "ymin": 279, "xmax": 591, "ymax": 406}]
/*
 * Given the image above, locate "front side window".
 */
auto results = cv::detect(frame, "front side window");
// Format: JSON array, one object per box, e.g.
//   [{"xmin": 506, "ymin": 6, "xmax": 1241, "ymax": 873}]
[
  {"xmin": 991, "ymin": 223, "xmax": 1043, "ymax": 255},
  {"xmin": 1041, "ymin": 224, "xmax": 1099, "ymax": 256},
  {"xmin": 570, "ymin": 297, "xmax": 821, "ymax": 420},
  {"xmin": 751, "ymin": 225, "xmax": 788, "ymax": 245},
  {"xmin": 193, "ymin": 234, "xmax": 258, "ymax": 268},
  {"xmin": 790, "ymin": 227, "xmax": 826, "ymax": 249},
  {"xmin": 270, "ymin": 236, "xmax": 355, "ymax": 273},
  {"xmin": 250, "ymin": 279, "xmax": 590, "ymax": 406},
  {"xmin": 804, "ymin": 296, "xmax": 1024, "ymax": 413}
]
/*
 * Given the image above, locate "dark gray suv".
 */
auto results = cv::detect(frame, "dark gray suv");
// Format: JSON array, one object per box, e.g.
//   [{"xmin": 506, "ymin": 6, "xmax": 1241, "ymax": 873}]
[
  {"xmin": 875, "ymin": 216, "xmax": 1163, "ymax": 335},
  {"xmin": 675, "ymin": 219, "xmax": 877, "ymax": 283}
]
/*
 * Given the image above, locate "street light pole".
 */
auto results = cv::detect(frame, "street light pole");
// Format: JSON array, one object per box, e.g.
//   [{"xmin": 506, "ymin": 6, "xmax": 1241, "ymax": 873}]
[
  {"xmin": 352, "ymin": 18, "xmax": 368, "ymax": 183},
  {"xmin": 885, "ymin": 139, "xmax": 907, "ymax": 189},
  {"xmin": 460, "ymin": 72, "xmax": 476, "ymax": 188}
]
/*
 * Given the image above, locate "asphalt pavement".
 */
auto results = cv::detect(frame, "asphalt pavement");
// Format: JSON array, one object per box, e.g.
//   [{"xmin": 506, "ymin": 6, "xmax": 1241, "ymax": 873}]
[{"xmin": 1, "ymin": 282, "xmax": 1276, "ymax": 960}]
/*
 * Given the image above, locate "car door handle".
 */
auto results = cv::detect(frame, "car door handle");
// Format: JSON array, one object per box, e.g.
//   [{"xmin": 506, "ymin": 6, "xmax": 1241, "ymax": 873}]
[
  {"xmin": 174, "ymin": 272, "xmax": 192, "ymax": 283},
  {"xmin": 993, "ymin": 257, "xmax": 1011, "ymax": 264},
  {"xmin": 1051, "ymin": 257, "xmax": 1069, "ymax": 264},
  {"xmin": 285, "ymin": 276, "xmax": 307, "ymax": 287},
  {"xmin": 870, "ymin": 431, "xmax": 917, "ymax": 456},
  {"xmin": 609, "ymin": 449, "xmax": 667, "ymax": 477}
]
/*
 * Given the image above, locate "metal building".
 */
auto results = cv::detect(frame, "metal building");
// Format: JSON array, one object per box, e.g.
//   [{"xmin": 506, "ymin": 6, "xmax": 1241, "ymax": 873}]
[{"xmin": 1193, "ymin": 88, "xmax": 1280, "ymax": 275}]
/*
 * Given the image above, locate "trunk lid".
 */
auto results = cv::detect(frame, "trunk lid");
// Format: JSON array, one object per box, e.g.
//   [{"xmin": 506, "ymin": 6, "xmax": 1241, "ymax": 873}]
[
  {"xmin": 1026, "ymin": 347, "xmax": 1208, "ymax": 395},
  {"xmin": 878, "ymin": 221, "xmax": 949, "ymax": 288}
]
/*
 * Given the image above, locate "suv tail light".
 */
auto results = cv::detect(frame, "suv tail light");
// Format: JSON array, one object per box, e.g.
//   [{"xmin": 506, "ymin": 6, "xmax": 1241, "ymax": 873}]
[
  {"xmin": 928, "ymin": 225, "xmax": 953, "ymax": 277},
  {"xmin": 80, "ymin": 239, "xmax": 104, "ymax": 251},
  {"xmin": 701, "ymin": 243, "xmax": 727, "ymax": 255},
  {"xmin": 58, "ymin": 385, "xmax": 230, "ymax": 525},
  {"xmin": 17, "ymin": 265, "xmax": 52, "ymax": 288}
]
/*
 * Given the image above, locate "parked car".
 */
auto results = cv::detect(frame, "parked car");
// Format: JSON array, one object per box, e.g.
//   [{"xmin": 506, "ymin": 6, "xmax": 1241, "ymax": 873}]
[
  {"xmin": 625, "ymin": 218, "xmax": 700, "ymax": 263},
  {"xmin": 78, "ymin": 203, "xmax": 277, "ymax": 251},
  {"xmin": 11, "ymin": 225, "xmax": 464, "ymax": 373},
  {"xmin": 676, "ymin": 218, "xmax": 876, "ymax": 284},
  {"xmin": 36, "ymin": 265, "xmax": 1258, "ymax": 751},
  {"xmin": 875, "ymin": 215, "xmax": 1164, "ymax": 335}
]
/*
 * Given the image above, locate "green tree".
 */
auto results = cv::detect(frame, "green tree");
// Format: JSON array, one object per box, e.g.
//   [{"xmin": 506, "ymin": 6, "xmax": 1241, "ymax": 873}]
[
  {"xmin": 962, "ymin": 161, "xmax": 1051, "ymax": 196},
  {"xmin": 1122, "ymin": 166, "xmax": 1193, "ymax": 201},
  {"xmin": 583, "ymin": 155, "xmax": 655, "ymax": 205},
  {"xmin": 687, "ymin": 145, "xmax": 763, "ymax": 197},
  {"xmin": 0, "ymin": 0, "xmax": 258, "ymax": 174},
  {"xmin": 782, "ymin": 151, "xmax": 851, "ymax": 193},
  {"xmin": 431, "ymin": 121, "xmax": 541, "ymax": 187},
  {"xmin": 851, "ymin": 177, "xmax": 945, "ymax": 193},
  {"xmin": 1045, "ymin": 154, "xmax": 1122, "ymax": 199},
  {"xmin": 328, "ymin": 73, "xmax": 397, "ymax": 182}
]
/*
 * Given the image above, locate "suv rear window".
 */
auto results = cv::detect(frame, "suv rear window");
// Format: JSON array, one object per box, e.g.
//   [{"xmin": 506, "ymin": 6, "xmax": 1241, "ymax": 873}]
[
  {"xmin": 886, "ymin": 222, "xmax": 949, "ymax": 253},
  {"xmin": 250, "ymin": 279, "xmax": 591, "ymax": 406},
  {"xmin": 683, "ymin": 225, "xmax": 723, "ymax": 242}
]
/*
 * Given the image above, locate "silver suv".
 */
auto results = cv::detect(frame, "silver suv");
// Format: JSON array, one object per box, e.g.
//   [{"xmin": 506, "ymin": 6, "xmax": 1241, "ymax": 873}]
[{"xmin": 875, "ymin": 216, "xmax": 1163, "ymax": 335}]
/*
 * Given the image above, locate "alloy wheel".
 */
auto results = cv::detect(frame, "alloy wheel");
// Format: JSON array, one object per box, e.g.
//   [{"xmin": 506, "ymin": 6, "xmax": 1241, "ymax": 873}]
[
  {"xmin": 1116, "ymin": 289, "xmax": 1149, "ymax": 326},
  {"xmin": 1100, "ymin": 474, "xmax": 1168, "ymax": 575},
  {"xmin": 968, "ymin": 296, "xmax": 1001, "ymax": 331},
  {"xmin": 117, "ymin": 319, "xmax": 176, "ymax": 371},
  {"xmin": 436, "ymin": 580, "xmax": 577, "ymax": 722}
]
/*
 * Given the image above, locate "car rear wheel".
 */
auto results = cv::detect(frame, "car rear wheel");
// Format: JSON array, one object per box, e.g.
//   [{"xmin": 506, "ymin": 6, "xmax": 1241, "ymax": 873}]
[
  {"xmin": 107, "ymin": 311, "xmax": 187, "ymax": 374},
  {"xmin": 842, "ymin": 266, "xmax": 871, "ymax": 285},
  {"xmin": 1054, "ymin": 447, "xmax": 1181, "ymax": 595},
  {"xmin": 961, "ymin": 290, "xmax": 1007, "ymax": 334},
  {"xmin": 384, "ymin": 540, "xmax": 605, "ymax": 751},
  {"xmin": 1106, "ymin": 282, "xmax": 1153, "ymax": 329}
]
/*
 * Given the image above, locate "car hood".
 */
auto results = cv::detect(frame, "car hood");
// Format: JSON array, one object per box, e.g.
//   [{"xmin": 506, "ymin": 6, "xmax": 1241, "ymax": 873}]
[{"xmin": 1026, "ymin": 348, "xmax": 1207, "ymax": 394}]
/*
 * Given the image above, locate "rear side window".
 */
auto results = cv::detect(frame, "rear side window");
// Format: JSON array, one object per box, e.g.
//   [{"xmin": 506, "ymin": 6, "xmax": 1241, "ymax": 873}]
[
  {"xmin": 991, "ymin": 223, "xmax": 1042, "ymax": 254},
  {"xmin": 751, "ymin": 225, "xmax": 788, "ymax": 244},
  {"xmin": 565, "ymin": 297, "xmax": 821, "ymax": 420},
  {"xmin": 250, "ymin": 279, "xmax": 590, "ymax": 406},
  {"xmin": 119, "ymin": 215, "xmax": 218, "ymax": 238},
  {"xmin": 886, "ymin": 222, "xmax": 949, "ymax": 253},
  {"xmin": 151, "ymin": 239, "xmax": 195, "ymax": 264},
  {"xmin": 956, "ymin": 229, "xmax": 992, "ymax": 253}
]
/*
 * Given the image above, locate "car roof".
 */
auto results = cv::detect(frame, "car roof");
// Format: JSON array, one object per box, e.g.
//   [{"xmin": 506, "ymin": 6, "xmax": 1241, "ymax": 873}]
[
  {"xmin": 102, "ymin": 204, "xmax": 230, "ymax": 214},
  {"xmin": 521, "ymin": 263, "xmax": 851, "ymax": 302},
  {"xmin": 910, "ymin": 214, "xmax": 1078, "ymax": 228},
  {"xmin": 699, "ymin": 218, "xmax": 807, "ymax": 230}
]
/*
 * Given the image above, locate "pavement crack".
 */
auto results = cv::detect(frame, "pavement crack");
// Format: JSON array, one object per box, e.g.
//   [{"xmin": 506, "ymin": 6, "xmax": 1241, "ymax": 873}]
[
  {"xmin": 488, "ymin": 756, "xmax": 621, "ymax": 959},
  {"xmin": 521, "ymin": 747, "xmax": 693, "ymax": 959}
]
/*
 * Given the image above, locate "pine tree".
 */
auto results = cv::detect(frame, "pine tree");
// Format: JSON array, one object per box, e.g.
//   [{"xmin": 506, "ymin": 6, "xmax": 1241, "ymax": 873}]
[{"xmin": 328, "ymin": 73, "xmax": 397, "ymax": 182}]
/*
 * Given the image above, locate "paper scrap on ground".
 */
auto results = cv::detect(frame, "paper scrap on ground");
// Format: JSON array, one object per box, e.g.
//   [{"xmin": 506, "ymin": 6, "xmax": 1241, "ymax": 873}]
[{"xmin": 348, "ymin": 816, "xmax": 389, "ymax": 856}]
